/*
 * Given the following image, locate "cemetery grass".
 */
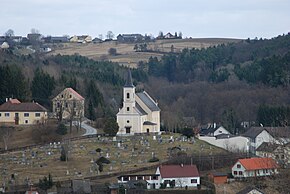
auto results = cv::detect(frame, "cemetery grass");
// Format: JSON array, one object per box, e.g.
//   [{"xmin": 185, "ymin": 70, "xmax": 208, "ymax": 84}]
[{"xmin": 0, "ymin": 134, "xmax": 227, "ymax": 185}]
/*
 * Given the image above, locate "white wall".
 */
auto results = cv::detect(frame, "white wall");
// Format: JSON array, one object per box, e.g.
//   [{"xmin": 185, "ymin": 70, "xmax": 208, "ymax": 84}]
[
  {"xmin": 213, "ymin": 126, "xmax": 230, "ymax": 136},
  {"xmin": 162, "ymin": 177, "xmax": 200, "ymax": 188},
  {"xmin": 199, "ymin": 136, "xmax": 249, "ymax": 152}
]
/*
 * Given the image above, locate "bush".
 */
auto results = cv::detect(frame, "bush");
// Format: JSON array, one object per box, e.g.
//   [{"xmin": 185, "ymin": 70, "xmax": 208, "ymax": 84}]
[
  {"xmin": 56, "ymin": 123, "xmax": 67, "ymax": 135},
  {"xmin": 108, "ymin": 48, "xmax": 117, "ymax": 56},
  {"xmin": 96, "ymin": 156, "xmax": 111, "ymax": 164},
  {"xmin": 148, "ymin": 157, "xmax": 159, "ymax": 163},
  {"xmin": 96, "ymin": 148, "xmax": 102, "ymax": 153}
]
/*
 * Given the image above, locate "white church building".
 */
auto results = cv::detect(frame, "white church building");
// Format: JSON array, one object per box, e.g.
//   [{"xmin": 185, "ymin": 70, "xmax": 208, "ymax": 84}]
[{"xmin": 116, "ymin": 70, "xmax": 160, "ymax": 135}]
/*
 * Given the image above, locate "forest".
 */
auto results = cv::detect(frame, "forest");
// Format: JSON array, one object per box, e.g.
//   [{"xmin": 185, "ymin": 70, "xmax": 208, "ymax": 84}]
[{"xmin": 0, "ymin": 34, "xmax": 289, "ymax": 133}]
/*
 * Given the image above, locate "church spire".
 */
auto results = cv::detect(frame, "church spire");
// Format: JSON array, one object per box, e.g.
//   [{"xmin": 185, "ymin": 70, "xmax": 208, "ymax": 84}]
[{"xmin": 124, "ymin": 69, "xmax": 134, "ymax": 87}]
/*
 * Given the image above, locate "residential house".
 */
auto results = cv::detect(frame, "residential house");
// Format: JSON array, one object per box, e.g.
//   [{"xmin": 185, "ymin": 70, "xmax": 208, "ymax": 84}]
[
  {"xmin": 164, "ymin": 32, "xmax": 175, "ymax": 39},
  {"xmin": 242, "ymin": 127, "xmax": 290, "ymax": 154},
  {"xmin": 232, "ymin": 157, "xmax": 278, "ymax": 178},
  {"xmin": 52, "ymin": 88, "xmax": 85, "ymax": 120},
  {"xmin": 117, "ymin": 174, "xmax": 160, "ymax": 189},
  {"xmin": 157, "ymin": 164, "xmax": 200, "ymax": 188},
  {"xmin": 117, "ymin": 70, "xmax": 160, "ymax": 135},
  {"xmin": 117, "ymin": 34, "xmax": 144, "ymax": 43},
  {"xmin": 0, "ymin": 98, "xmax": 47, "ymax": 125},
  {"xmin": 118, "ymin": 164, "xmax": 200, "ymax": 189},
  {"xmin": 256, "ymin": 142, "xmax": 290, "ymax": 168},
  {"xmin": 92, "ymin": 37, "xmax": 102, "ymax": 43},
  {"xmin": 43, "ymin": 36, "xmax": 69, "ymax": 43},
  {"xmin": 237, "ymin": 186, "xmax": 264, "ymax": 194},
  {"xmin": 70, "ymin": 35, "xmax": 92, "ymax": 43},
  {"xmin": 242, "ymin": 127, "xmax": 276, "ymax": 154},
  {"xmin": 199, "ymin": 124, "xmax": 230, "ymax": 137}
]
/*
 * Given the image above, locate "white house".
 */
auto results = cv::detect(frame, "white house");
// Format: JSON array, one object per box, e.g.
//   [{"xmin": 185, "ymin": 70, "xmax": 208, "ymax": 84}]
[
  {"xmin": 199, "ymin": 124, "xmax": 230, "ymax": 137},
  {"xmin": 242, "ymin": 127, "xmax": 277, "ymax": 154},
  {"xmin": 117, "ymin": 70, "xmax": 160, "ymax": 135},
  {"xmin": 157, "ymin": 164, "xmax": 200, "ymax": 188},
  {"xmin": 117, "ymin": 174, "xmax": 161, "ymax": 189},
  {"xmin": 232, "ymin": 157, "xmax": 278, "ymax": 178}
]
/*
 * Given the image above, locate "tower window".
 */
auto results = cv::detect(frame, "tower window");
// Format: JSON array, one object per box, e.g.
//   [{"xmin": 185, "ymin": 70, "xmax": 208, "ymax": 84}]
[
  {"xmin": 127, "ymin": 93, "xmax": 130, "ymax": 99},
  {"xmin": 127, "ymin": 120, "xmax": 130, "ymax": 123},
  {"xmin": 127, "ymin": 107, "xmax": 130, "ymax": 111}
]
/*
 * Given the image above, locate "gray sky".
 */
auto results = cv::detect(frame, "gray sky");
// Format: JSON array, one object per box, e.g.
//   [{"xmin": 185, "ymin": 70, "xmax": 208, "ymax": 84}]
[{"xmin": 1, "ymin": 0, "xmax": 289, "ymax": 39}]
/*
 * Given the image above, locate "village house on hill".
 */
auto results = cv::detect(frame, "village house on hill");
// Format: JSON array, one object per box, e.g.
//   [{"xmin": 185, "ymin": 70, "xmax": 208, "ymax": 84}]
[
  {"xmin": 52, "ymin": 88, "xmax": 85, "ymax": 120},
  {"xmin": 117, "ymin": 70, "xmax": 160, "ymax": 135},
  {"xmin": 0, "ymin": 98, "xmax": 47, "ymax": 125},
  {"xmin": 232, "ymin": 157, "xmax": 279, "ymax": 178}
]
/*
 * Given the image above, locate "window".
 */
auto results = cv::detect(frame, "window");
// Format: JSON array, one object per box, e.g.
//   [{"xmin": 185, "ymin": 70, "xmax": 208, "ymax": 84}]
[
  {"xmin": 57, "ymin": 102, "xmax": 60, "ymax": 108},
  {"xmin": 281, "ymin": 155, "xmax": 285, "ymax": 159},
  {"xmin": 266, "ymin": 169, "xmax": 268, "ymax": 173},
  {"xmin": 5, "ymin": 113, "xmax": 10, "ymax": 117},
  {"xmin": 70, "ymin": 95, "xmax": 72, "ymax": 98},
  {"xmin": 127, "ymin": 120, "xmax": 130, "ymax": 123},
  {"xmin": 127, "ymin": 107, "xmax": 130, "ymax": 111},
  {"xmin": 127, "ymin": 93, "xmax": 130, "ymax": 99},
  {"xmin": 239, "ymin": 171, "xmax": 243, "ymax": 175},
  {"xmin": 0, "ymin": 113, "xmax": 1, "ymax": 117},
  {"xmin": 35, "ymin": 113, "xmax": 41, "ymax": 117},
  {"xmin": 137, "ymin": 176, "xmax": 143, "ymax": 180},
  {"xmin": 191, "ymin": 179, "xmax": 197, "ymax": 183},
  {"xmin": 61, "ymin": 94, "xmax": 64, "ymax": 98},
  {"xmin": 233, "ymin": 171, "xmax": 237, "ymax": 175},
  {"xmin": 237, "ymin": 164, "xmax": 241, "ymax": 168},
  {"xmin": 24, "ymin": 113, "xmax": 29, "ymax": 117},
  {"xmin": 123, "ymin": 176, "xmax": 129, "ymax": 181},
  {"xmin": 152, "ymin": 176, "xmax": 158, "ymax": 180},
  {"xmin": 65, "ymin": 103, "xmax": 68, "ymax": 108},
  {"xmin": 25, "ymin": 120, "xmax": 28, "ymax": 124}
]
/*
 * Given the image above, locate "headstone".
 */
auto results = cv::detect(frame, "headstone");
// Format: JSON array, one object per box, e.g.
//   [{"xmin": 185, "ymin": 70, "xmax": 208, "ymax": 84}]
[
  {"xmin": 113, "ymin": 137, "xmax": 117, "ymax": 142},
  {"xmin": 117, "ymin": 142, "xmax": 121, "ymax": 148},
  {"xmin": 106, "ymin": 152, "xmax": 110, "ymax": 158},
  {"xmin": 153, "ymin": 136, "xmax": 156, "ymax": 140}
]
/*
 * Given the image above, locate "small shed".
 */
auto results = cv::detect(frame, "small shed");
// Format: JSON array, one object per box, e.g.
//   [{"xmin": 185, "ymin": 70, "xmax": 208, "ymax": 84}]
[{"xmin": 208, "ymin": 172, "xmax": 228, "ymax": 184}]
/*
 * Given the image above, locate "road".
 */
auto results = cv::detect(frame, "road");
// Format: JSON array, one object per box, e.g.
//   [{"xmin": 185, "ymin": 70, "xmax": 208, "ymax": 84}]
[{"xmin": 81, "ymin": 120, "xmax": 97, "ymax": 136}]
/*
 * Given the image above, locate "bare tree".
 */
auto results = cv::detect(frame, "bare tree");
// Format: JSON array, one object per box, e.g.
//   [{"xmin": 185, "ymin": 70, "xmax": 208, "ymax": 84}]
[
  {"xmin": 0, "ymin": 125, "xmax": 14, "ymax": 150},
  {"xmin": 106, "ymin": 31, "xmax": 114, "ymax": 40},
  {"xmin": 5, "ymin": 29, "xmax": 14, "ymax": 37}
]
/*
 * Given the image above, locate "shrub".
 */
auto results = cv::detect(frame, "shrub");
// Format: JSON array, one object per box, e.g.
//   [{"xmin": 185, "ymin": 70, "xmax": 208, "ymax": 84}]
[
  {"xmin": 96, "ymin": 148, "xmax": 102, "ymax": 153},
  {"xmin": 56, "ymin": 123, "xmax": 67, "ymax": 135},
  {"xmin": 96, "ymin": 156, "xmax": 111, "ymax": 164},
  {"xmin": 108, "ymin": 48, "xmax": 117, "ymax": 56},
  {"xmin": 148, "ymin": 157, "xmax": 159, "ymax": 163}
]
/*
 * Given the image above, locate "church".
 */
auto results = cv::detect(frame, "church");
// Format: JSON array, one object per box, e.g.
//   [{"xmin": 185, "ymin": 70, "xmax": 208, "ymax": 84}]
[{"xmin": 116, "ymin": 70, "xmax": 161, "ymax": 135}]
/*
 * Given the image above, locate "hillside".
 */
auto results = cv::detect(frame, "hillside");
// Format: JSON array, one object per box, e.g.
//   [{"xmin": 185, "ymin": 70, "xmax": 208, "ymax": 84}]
[
  {"xmin": 48, "ymin": 38, "xmax": 241, "ymax": 68},
  {"xmin": 0, "ymin": 34, "xmax": 289, "ymax": 130}
]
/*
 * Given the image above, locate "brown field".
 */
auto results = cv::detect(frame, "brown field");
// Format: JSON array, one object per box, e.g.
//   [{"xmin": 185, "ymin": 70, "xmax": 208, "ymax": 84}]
[
  {"xmin": 0, "ymin": 133, "xmax": 226, "ymax": 185},
  {"xmin": 48, "ymin": 38, "xmax": 241, "ymax": 68}
]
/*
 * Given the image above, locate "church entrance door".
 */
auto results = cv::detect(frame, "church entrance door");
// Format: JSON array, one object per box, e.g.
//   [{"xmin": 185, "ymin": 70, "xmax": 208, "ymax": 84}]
[{"xmin": 125, "ymin": 126, "xmax": 131, "ymax": 134}]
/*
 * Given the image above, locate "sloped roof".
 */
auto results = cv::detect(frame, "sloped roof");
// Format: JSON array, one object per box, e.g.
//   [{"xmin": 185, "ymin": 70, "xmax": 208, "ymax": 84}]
[
  {"xmin": 242, "ymin": 127, "xmax": 266, "ymax": 139},
  {"xmin": 236, "ymin": 186, "xmax": 264, "ymax": 194},
  {"xmin": 135, "ymin": 103, "xmax": 147, "ymax": 115},
  {"xmin": 0, "ymin": 100, "xmax": 47, "ymax": 112},
  {"xmin": 238, "ymin": 158, "xmax": 278, "ymax": 171},
  {"xmin": 159, "ymin": 165, "xmax": 199, "ymax": 178},
  {"xmin": 136, "ymin": 92, "xmax": 160, "ymax": 112},
  {"xmin": 256, "ymin": 142, "xmax": 279, "ymax": 152},
  {"xmin": 143, "ymin": 121, "xmax": 157, "ymax": 125},
  {"xmin": 67, "ymin": 88, "xmax": 84, "ymax": 100}
]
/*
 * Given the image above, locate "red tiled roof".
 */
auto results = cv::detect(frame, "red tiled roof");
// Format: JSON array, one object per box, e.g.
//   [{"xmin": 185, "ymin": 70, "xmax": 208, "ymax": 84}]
[
  {"xmin": 0, "ymin": 101, "xmax": 47, "ymax": 112},
  {"xmin": 67, "ymin": 88, "xmax": 84, "ymax": 100},
  {"xmin": 9, "ymin": 99, "xmax": 21, "ymax": 104},
  {"xmin": 159, "ymin": 165, "xmax": 199, "ymax": 178},
  {"xmin": 238, "ymin": 158, "xmax": 278, "ymax": 170}
]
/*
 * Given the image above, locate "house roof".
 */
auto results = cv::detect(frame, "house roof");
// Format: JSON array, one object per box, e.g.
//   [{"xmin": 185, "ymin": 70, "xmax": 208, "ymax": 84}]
[
  {"xmin": 135, "ymin": 103, "xmax": 147, "ymax": 115},
  {"xmin": 67, "ymin": 88, "xmax": 84, "ymax": 100},
  {"xmin": 159, "ymin": 165, "xmax": 199, "ymax": 178},
  {"xmin": 143, "ymin": 121, "xmax": 157, "ymax": 125},
  {"xmin": 242, "ymin": 127, "xmax": 267, "ymax": 139},
  {"xmin": 243, "ymin": 127, "xmax": 290, "ymax": 139},
  {"xmin": 236, "ymin": 186, "xmax": 264, "ymax": 194},
  {"xmin": 0, "ymin": 100, "xmax": 47, "ymax": 112},
  {"xmin": 136, "ymin": 92, "xmax": 160, "ymax": 112},
  {"xmin": 256, "ymin": 142, "xmax": 279, "ymax": 152},
  {"xmin": 200, "ymin": 126, "xmax": 225, "ymax": 136},
  {"xmin": 237, "ymin": 158, "xmax": 278, "ymax": 171}
]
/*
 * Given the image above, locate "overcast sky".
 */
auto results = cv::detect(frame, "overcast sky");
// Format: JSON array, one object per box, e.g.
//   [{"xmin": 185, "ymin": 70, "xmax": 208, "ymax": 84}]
[{"xmin": 1, "ymin": 0, "xmax": 289, "ymax": 39}]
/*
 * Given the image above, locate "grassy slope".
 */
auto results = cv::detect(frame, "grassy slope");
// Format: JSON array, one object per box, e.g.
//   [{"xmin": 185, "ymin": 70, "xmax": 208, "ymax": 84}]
[{"xmin": 48, "ymin": 38, "xmax": 241, "ymax": 68}]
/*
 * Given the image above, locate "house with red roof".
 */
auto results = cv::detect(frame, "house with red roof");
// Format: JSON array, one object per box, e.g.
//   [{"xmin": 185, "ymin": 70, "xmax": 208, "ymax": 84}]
[
  {"xmin": 52, "ymin": 88, "xmax": 85, "ymax": 120},
  {"xmin": 232, "ymin": 158, "xmax": 279, "ymax": 178},
  {"xmin": 156, "ymin": 164, "xmax": 200, "ymax": 188},
  {"xmin": 0, "ymin": 98, "xmax": 47, "ymax": 125}
]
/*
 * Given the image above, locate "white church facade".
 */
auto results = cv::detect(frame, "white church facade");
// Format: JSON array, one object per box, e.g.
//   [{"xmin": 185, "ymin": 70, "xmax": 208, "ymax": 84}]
[{"xmin": 117, "ymin": 70, "xmax": 160, "ymax": 135}]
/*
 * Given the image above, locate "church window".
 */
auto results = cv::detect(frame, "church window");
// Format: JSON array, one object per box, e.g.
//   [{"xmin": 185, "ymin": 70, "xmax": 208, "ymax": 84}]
[
  {"xmin": 127, "ymin": 107, "xmax": 130, "ymax": 111},
  {"xmin": 127, "ymin": 93, "xmax": 130, "ymax": 99},
  {"xmin": 127, "ymin": 120, "xmax": 130, "ymax": 123}
]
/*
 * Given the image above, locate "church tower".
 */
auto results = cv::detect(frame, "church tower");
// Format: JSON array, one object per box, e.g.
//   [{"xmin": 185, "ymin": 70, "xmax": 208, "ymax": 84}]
[{"xmin": 123, "ymin": 70, "xmax": 135, "ymax": 112}]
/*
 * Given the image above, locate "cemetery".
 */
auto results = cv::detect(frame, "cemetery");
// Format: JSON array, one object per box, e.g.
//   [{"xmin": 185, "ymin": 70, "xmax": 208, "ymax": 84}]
[{"xmin": 0, "ymin": 134, "xmax": 226, "ymax": 185}]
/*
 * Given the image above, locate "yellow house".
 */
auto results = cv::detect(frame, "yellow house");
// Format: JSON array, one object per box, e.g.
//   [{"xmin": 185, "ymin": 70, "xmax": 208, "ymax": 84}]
[
  {"xmin": 52, "ymin": 88, "xmax": 85, "ymax": 120},
  {"xmin": 0, "ymin": 99, "xmax": 47, "ymax": 125}
]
